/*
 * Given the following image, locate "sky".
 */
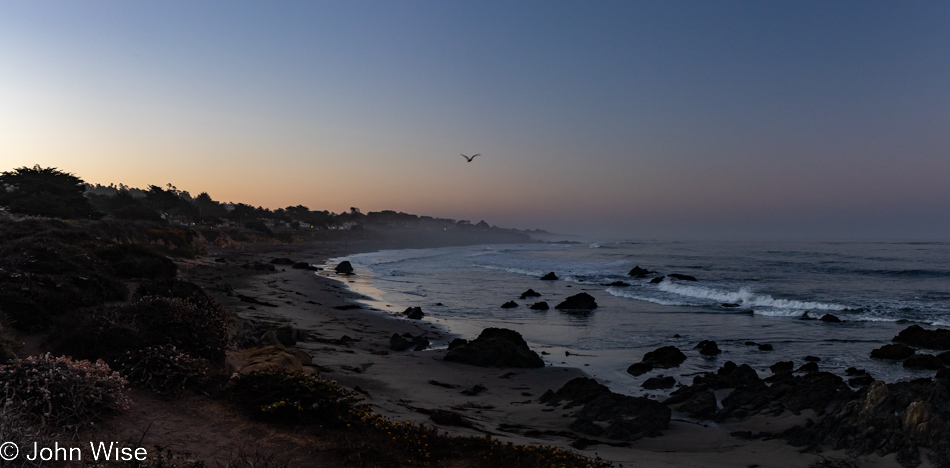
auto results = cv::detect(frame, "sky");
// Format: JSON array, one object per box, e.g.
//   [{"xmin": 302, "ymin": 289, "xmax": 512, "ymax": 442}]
[{"xmin": 1, "ymin": 1, "xmax": 949, "ymax": 241}]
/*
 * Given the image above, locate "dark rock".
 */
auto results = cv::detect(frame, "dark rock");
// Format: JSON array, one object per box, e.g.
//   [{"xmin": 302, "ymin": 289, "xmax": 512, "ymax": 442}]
[
  {"xmin": 722, "ymin": 303, "xmax": 741, "ymax": 308},
  {"xmin": 334, "ymin": 261, "xmax": 354, "ymax": 274},
  {"xmin": 936, "ymin": 368, "xmax": 950, "ymax": 380},
  {"xmin": 540, "ymin": 272, "xmax": 558, "ymax": 280},
  {"xmin": 848, "ymin": 374, "xmax": 875, "ymax": 388},
  {"xmin": 403, "ymin": 306, "xmax": 424, "ymax": 320},
  {"xmin": 412, "ymin": 336, "xmax": 430, "ymax": 351},
  {"xmin": 758, "ymin": 343, "xmax": 773, "ymax": 351},
  {"xmin": 668, "ymin": 273, "xmax": 697, "ymax": 281},
  {"xmin": 722, "ymin": 370, "xmax": 851, "ymax": 421},
  {"xmin": 443, "ymin": 328, "xmax": 544, "ymax": 368},
  {"xmin": 501, "ymin": 301, "xmax": 518, "ymax": 309},
  {"xmin": 643, "ymin": 346, "xmax": 687, "ymax": 368},
  {"xmin": 744, "ymin": 341, "xmax": 758, "ymax": 346},
  {"xmin": 390, "ymin": 333, "xmax": 413, "ymax": 351},
  {"xmin": 893, "ymin": 324, "xmax": 950, "ymax": 350},
  {"xmin": 698, "ymin": 361, "xmax": 762, "ymax": 389},
  {"xmin": 259, "ymin": 325, "xmax": 298, "ymax": 346},
  {"xmin": 541, "ymin": 377, "xmax": 671, "ymax": 441},
  {"xmin": 871, "ymin": 343, "xmax": 916, "ymax": 360},
  {"xmin": 820, "ymin": 314, "xmax": 842, "ymax": 323},
  {"xmin": 939, "ymin": 351, "xmax": 950, "ymax": 366},
  {"xmin": 642, "ymin": 375, "xmax": 676, "ymax": 390},
  {"xmin": 569, "ymin": 418, "xmax": 604, "ymax": 437},
  {"xmin": 628, "ymin": 266, "xmax": 653, "ymax": 278},
  {"xmin": 461, "ymin": 384, "xmax": 487, "ymax": 396},
  {"xmin": 252, "ymin": 262, "xmax": 276, "ymax": 271},
  {"xmin": 804, "ymin": 356, "xmax": 821, "ymax": 362},
  {"xmin": 845, "ymin": 367, "xmax": 867, "ymax": 376},
  {"xmin": 903, "ymin": 354, "xmax": 945, "ymax": 370},
  {"xmin": 626, "ymin": 362, "xmax": 654, "ymax": 377},
  {"xmin": 291, "ymin": 262, "xmax": 320, "ymax": 270},
  {"xmin": 670, "ymin": 389, "xmax": 718, "ymax": 419},
  {"xmin": 270, "ymin": 257, "xmax": 295, "ymax": 265},
  {"xmin": 530, "ymin": 301, "xmax": 549, "ymax": 310},
  {"xmin": 554, "ymin": 293, "xmax": 598, "ymax": 310},
  {"xmin": 770, "ymin": 361, "xmax": 794, "ymax": 374},
  {"xmin": 447, "ymin": 338, "xmax": 468, "ymax": 350},
  {"xmin": 519, "ymin": 289, "xmax": 541, "ymax": 299},
  {"xmin": 606, "ymin": 281, "xmax": 630, "ymax": 287},
  {"xmin": 798, "ymin": 362, "xmax": 820, "ymax": 373},
  {"xmin": 649, "ymin": 276, "xmax": 665, "ymax": 284},
  {"xmin": 696, "ymin": 340, "xmax": 721, "ymax": 356}
]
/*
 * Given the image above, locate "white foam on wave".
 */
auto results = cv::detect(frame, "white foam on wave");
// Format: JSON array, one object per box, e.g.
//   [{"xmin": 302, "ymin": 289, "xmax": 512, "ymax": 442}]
[
  {"xmin": 657, "ymin": 281, "xmax": 847, "ymax": 311},
  {"xmin": 475, "ymin": 264, "xmax": 547, "ymax": 278},
  {"xmin": 605, "ymin": 287, "xmax": 690, "ymax": 306}
]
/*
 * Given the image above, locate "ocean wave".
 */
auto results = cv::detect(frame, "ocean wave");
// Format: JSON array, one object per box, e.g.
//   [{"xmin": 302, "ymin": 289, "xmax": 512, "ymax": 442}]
[{"xmin": 656, "ymin": 282, "xmax": 847, "ymax": 311}]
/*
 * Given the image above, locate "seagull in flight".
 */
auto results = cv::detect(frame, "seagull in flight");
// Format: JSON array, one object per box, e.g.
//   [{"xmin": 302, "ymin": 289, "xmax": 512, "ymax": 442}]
[{"xmin": 460, "ymin": 153, "xmax": 481, "ymax": 162}]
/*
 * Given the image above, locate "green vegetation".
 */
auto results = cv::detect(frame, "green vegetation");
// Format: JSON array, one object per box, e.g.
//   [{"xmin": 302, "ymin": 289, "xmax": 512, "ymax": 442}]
[{"xmin": 0, "ymin": 165, "xmax": 102, "ymax": 219}]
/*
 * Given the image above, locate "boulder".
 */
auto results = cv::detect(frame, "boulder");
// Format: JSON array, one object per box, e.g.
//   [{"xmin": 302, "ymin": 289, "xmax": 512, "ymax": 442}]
[
  {"xmin": 606, "ymin": 281, "xmax": 630, "ymax": 287},
  {"xmin": 554, "ymin": 293, "xmax": 598, "ymax": 310},
  {"xmin": 519, "ymin": 289, "xmax": 541, "ymax": 299},
  {"xmin": 230, "ymin": 344, "xmax": 315, "ymax": 376},
  {"xmin": 390, "ymin": 333, "xmax": 431, "ymax": 352},
  {"xmin": 530, "ymin": 301, "xmax": 549, "ymax": 310},
  {"xmin": 668, "ymin": 273, "xmax": 697, "ymax": 281},
  {"xmin": 540, "ymin": 377, "xmax": 671, "ymax": 441},
  {"xmin": 642, "ymin": 375, "xmax": 676, "ymax": 390},
  {"xmin": 649, "ymin": 276, "xmax": 665, "ymax": 284},
  {"xmin": 627, "ymin": 346, "xmax": 686, "ymax": 376},
  {"xmin": 893, "ymin": 325, "xmax": 950, "ymax": 350},
  {"xmin": 270, "ymin": 257, "xmax": 295, "ymax": 265},
  {"xmin": 871, "ymin": 343, "xmax": 916, "ymax": 360},
  {"xmin": 820, "ymin": 314, "xmax": 842, "ymax": 323},
  {"xmin": 403, "ymin": 306, "xmax": 424, "ymax": 320},
  {"xmin": 758, "ymin": 343, "xmax": 774, "ymax": 351},
  {"xmin": 696, "ymin": 340, "xmax": 721, "ymax": 356},
  {"xmin": 500, "ymin": 301, "xmax": 518, "ymax": 309},
  {"xmin": 334, "ymin": 261, "xmax": 354, "ymax": 274},
  {"xmin": 443, "ymin": 328, "xmax": 544, "ymax": 368},
  {"xmin": 770, "ymin": 361, "xmax": 794, "ymax": 374},
  {"xmin": 628, "ymin": 266, "xmax": 653, "ymax": 278},
  {"xmin": 259, "ymin": 325, "xmax": 299, "ymax": 346},
  {"xmin": 903, "ymin": 354, "xmax": 946, "ymax": 370},
  {"xmin": 292, "ymin": 262, "xmax": 320, "ymax": 271},
  {"xmin": 540, "ymin": 272, "xmax": 558, "ymax": 280}
]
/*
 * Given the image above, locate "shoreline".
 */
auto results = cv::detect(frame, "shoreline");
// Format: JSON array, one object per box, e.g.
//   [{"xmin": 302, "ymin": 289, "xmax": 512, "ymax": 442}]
[{"xmin": 185, "ymin": 239, "xmax": 896, "ymax": 467}]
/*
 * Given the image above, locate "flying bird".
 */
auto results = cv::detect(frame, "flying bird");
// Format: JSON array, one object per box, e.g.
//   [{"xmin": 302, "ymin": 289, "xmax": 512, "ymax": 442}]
[{"xmin": 460, "ymin": 153, "xmax": 481, "ymax": 162}]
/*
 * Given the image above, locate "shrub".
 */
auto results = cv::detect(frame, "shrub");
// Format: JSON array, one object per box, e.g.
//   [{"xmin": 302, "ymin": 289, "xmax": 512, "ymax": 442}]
[
  {"xmin": 117, "ymin": 345, "xmax": 211, "ymax": 398},
  {"xmin": 0, "ymin": 353, "xmax": 130, "ymax": 428},
  {"xmin": 95, "ymin": 244, "xmax": 177, "ymax": 280},
  {"xmin": 53, "ymin": 296, "xmax": 230, "ymax": 364},
  {"xmin": 227, "ymin": 372, "xmax": 367, "ymax": 427}
]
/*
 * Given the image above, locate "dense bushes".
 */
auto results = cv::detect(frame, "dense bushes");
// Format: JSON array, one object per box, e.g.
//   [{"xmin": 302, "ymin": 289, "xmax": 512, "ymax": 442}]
[
  {"xmin": 118, "ymin": 345, "xmax": 211, "ymax": 398},
  {"xmin": 54, "ymin": 296, "xmax": 230, "ymax": 365},
  {"xmin": 0, "ymin": 353, "xmax": 130, "ymax": 428},
  {"xmin": 95, "ymin": 244, "xmax": 178, "ymax": 279},
  {"xmin": 227, "ymin": 372, "xmax": 367, "ymax": 427}
]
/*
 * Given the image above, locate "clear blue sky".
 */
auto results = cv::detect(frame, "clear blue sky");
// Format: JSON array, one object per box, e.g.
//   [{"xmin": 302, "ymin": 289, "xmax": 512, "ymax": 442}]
[{"xmin": 2, "ymin": 1, "xmax": 948, "ymax": 240}]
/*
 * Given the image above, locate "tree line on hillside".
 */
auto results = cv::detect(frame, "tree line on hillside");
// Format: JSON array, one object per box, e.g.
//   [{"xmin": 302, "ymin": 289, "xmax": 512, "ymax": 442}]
[{"xmin": 0, "ymin": 165, "xmax": 511, "ymax": 234}]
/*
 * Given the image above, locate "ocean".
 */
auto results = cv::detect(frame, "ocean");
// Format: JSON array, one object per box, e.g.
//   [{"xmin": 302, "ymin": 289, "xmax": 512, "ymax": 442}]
[{"xmin": 325, "ymin": 240, "xmax": 950, "ymax": 396}]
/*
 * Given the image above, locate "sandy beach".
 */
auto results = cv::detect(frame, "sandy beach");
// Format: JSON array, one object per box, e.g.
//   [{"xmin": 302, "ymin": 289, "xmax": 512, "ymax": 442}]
[{"xmin": 157, "ymin": 238, "xmax": 914, "ymax": 468}]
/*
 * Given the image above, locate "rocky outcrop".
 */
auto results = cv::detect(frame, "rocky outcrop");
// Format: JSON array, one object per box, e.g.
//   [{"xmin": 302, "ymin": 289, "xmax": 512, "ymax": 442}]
[
  {"xmin": 443, "ymin": 328, "xmax": 544, "ymax": 368},
  {"xmin": 696, "ymin": 340, "xmax": 721, "ymax": 356},
  {"xmin": 403, "ymin": 307, "xmax": 424, "ymax": 320},
  {"xmin": 627, "ymin": 346, "xmax": 686, "ymax": 376},
  {"xmin": 628, "ymin": 266, "xmax": 654, "ymax": 278},
  {"xmin": 667, "ymin": 273, "xmax": 697, "ymax": 281},
  {"xmin": 540, "ymin": 272, "xmax": 558, "ymax": 280},
  {"xmin": 519, "ymin": 289, "xmax": 541, "ymax": 299},
  {"xmin": 894, "ymin": 325, "xmax": 950, "ymax": 351},
  {"xmin": 642, "ymin": 375, "xmax": 676, "ymax": 390},
  {"xmin": 530, "ymin": 301, "xmax": 549, "ymax": 310},
  {"xmin": 227, "ymin": 344, "xmax": 317, "ymax": 376},
  {"xmin": 334, "ymin": 261, "xmax": 354, "ymax": 274},
  {"xmin": 390, "ymin": 333, "xmax": 430, "ymax": 352},
  {"xmin": 501, "ymin": 301, "xmax": 518, "ymax": 309},
  {"xmin": 903, "ymin": 354, "xmax": 945, "ymax": 370},
  {"xmin": 820, "ymin": 314, "xmax": 842, "ymax": 323},
  {"xmin": 541, "ymin": 377, "xmax": 671, "ymax": 442},
  {"xmin": 554, "ymin": 293, "xmax": 597, "ymax": 310},
  {"xmin": 872, "ymin": 343, "xmax": 916, "ymax": 360},
  {"xmin": 790, "ymin": 379, "xmax": 950, "ymax": 468}
]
